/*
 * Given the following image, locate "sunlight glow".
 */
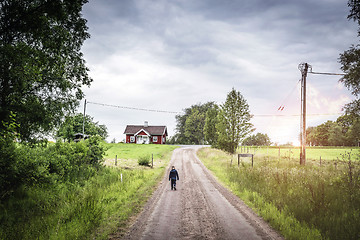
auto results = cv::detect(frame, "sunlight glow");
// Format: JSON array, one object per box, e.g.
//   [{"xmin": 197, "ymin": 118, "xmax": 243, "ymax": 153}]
[{"xmin": 292, "ymin": 140, "xmax": 301, "ymax": 147}]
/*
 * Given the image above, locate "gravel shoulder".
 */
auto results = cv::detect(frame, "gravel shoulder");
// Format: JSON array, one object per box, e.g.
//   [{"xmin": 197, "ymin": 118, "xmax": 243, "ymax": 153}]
[{"xmin": 119, "ymin": 146, "xmax": 284, "ymax": 240}]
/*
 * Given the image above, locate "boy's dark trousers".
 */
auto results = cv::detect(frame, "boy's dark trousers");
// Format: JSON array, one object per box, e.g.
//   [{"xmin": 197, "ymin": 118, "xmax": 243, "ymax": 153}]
[{"xmin": 171, "ymin": 179, "xmax": 177, "ymax": 190}]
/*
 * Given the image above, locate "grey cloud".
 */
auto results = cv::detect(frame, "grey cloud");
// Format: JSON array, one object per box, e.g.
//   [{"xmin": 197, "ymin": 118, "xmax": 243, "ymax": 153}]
[{"xmin": 80, "ymin": 0, "xmax": 357, "ymax": 143}]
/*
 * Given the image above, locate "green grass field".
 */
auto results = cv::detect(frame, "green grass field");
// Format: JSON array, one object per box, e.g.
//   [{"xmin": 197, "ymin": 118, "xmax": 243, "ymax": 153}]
[
  {"xmin": 239, "ymin": 146, "xmax": 360, "ymax": 163},
  {"xmin": 103, "ymin": 143, "xmax": 178, "ymax": 168}
]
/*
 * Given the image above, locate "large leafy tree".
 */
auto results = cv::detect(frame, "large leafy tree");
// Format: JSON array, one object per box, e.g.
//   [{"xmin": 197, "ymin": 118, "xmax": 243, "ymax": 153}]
[
  {"xmin": 216, "ymin": 88, "xmax": 253, "ymax": 154},
  {"xmin": 0, "ymin": 0, "xmax": 91, "ymax": 142},
  {"xmin": 174, "ymin": 102, "xmax": 215, "ymax": 144},
  {"xmin": 339, "ymin": 0, "xmax": 360, "ymax": 116},
  {"xmin": 184, "ymin": 108, "xmax": 205, "ymax": 144},
  {"xmin": 56, "ymin": 113, "xmax": 108, "ymax": 142},
  {"xmin": 204, "ymin": 104, "xmax": 219, "ymax": 146}
]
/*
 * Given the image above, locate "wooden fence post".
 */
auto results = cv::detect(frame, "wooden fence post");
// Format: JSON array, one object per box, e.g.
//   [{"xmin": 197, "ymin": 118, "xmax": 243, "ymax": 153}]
[
  {"xmin": 278, "ymin": 147, "xmax": 280, "ymax": 160},
  {"xmin": 115, "ymin": 155, "xmax": 117, "ymax": 166},
  {"xmin": 335, "ymin": 158, "xmax": 338, "ymax": 170}
]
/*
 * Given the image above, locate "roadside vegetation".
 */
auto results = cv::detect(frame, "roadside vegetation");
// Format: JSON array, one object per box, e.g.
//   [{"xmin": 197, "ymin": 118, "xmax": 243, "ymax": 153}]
[
  {"xmin": 0, "ymin": 141, "xmax": 177, "ymax": 239},
  {"xmin": 240, "ymin": 146, "xmax": 359, "ymax": 162},
  {"xmin": 198, "ymin": 146, "xmax": 360, "ymax": 240}
]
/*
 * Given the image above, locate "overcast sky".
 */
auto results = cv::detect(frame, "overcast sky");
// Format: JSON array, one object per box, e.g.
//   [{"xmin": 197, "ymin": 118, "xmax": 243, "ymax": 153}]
[{"xmin": 79, "ymin": 0, "xmax": 358, "ymax": 145}]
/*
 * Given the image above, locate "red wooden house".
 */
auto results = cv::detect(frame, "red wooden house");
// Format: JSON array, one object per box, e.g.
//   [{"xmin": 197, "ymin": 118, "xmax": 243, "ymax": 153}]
[{"xmin": 124, "ymin": 122, "xmax": 167, "ymax": 144}]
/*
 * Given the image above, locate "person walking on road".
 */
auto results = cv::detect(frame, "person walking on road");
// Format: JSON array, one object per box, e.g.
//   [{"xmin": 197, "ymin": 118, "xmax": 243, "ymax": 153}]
[{"xmin": 169, "ymin": 166, "xmax": 179, "ymax": 190}]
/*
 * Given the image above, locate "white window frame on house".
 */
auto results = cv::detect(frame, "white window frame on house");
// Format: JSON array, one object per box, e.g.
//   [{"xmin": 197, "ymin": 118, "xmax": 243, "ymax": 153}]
[
  {"xmin": 137, "ymin": 135, "xmax": 149, "ymax": 144},
  {"xmin": 130, "ymin": 136, "xmax": 135, "ymax": 142},
  {"xmin": 153, "ymin": 136, "xmax": 158, "ymax": 142}
]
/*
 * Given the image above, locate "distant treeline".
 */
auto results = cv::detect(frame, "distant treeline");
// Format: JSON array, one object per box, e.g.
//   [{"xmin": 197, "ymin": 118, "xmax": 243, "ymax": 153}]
[{"xmin": 306, "ymin": 114, "xmax": 360, "ymax": 146}]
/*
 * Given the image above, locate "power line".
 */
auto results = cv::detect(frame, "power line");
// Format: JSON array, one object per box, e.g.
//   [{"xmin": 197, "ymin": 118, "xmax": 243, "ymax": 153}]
[
  {"xmin": 87, "ymin": 101, "xmax": 182, "ymax": 114},
  {"xmin": 277, "ymin": 79, "xmax": 301, "ymax": 112},
  {"xmin": 87, "ymin": 100, "xmax": 341, "ymax": 117},
  {"xmin": 253, "ymin": 113, "xmax": 342, "ymax": 117}
]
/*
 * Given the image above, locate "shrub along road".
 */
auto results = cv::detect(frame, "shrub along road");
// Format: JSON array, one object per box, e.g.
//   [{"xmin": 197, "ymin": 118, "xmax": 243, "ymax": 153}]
[{"xmin": 119, "ymin": 146, "xmax": 283, "ymax": 240}]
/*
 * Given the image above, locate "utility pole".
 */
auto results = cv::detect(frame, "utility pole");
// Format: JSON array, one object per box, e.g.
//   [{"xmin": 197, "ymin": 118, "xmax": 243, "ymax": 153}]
[
  {"xmin": 298, "ymin": 63, "xmax": 308, "ymax": 165},
  {"xmin": 82, "ymin": 99, "xmax": 87, "ymax": 139},
  {"xmin": 297, "ymin": 64, "xmax": 345, "ymax": 165}
]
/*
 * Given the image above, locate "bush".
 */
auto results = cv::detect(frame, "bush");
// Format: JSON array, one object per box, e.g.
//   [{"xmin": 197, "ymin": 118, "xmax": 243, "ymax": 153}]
[
  {"xmin": 138, "ymin": 155, "xmax": 150, "ymax": 166},
  {"xmin": 0, "ymin": 135, "xmax": 106, "ymax": 201}
]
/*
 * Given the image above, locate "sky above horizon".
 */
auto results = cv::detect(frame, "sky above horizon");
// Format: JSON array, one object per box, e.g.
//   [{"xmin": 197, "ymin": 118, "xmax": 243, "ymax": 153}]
[{"xmin": 79, "ymin": 0, "xmax": 358, "ymax": 145}]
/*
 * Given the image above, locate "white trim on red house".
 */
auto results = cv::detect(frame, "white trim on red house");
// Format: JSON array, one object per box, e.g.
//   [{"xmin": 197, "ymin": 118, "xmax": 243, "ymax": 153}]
[
  {"xmin": 162, "ymin": 127, "xmax": 167, "ymax": 136},
  {"xmin": 134, "ymin": 129, "xmax": 151, "ymax": 137}
]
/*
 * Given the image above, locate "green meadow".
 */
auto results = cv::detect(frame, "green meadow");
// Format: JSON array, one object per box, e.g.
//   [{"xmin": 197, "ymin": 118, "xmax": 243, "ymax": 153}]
[
  {"xmin": 0, "ymin": 142, "xmax": 178, "ymax": 240},
  {"xmin": 198, "ymin": 146, "xmax": 360, "ymax": 240},
  {"xmin": 239, "ymin": 146, "xmax": 360, "ymax": 163},
  {"xmin": 103, "ymin": 143, "xmax": 178, "ymax": 168}
]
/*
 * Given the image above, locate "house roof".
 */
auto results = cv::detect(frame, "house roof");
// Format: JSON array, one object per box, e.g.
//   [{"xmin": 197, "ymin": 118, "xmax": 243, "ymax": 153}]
[
  {"xmin": 124, "ymin": 125, "xmax": 168, "ymax": 136},
  {"xmin": 134, "ymin": 129, "xmax": 151, "ymax": 136}
]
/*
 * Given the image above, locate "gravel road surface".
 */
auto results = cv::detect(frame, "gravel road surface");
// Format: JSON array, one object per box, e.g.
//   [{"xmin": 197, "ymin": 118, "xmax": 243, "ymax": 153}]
[{"xmin": 120, "ymin": 146, "xmax": 283, "ymax": 240}]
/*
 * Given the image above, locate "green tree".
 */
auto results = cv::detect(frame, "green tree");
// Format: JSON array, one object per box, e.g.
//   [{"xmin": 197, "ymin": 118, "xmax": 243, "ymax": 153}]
[
  {"xmin": 339, "ymin": 0, "xmax": 360, "ymax": 115},
  {"xmin": 346, "ymin": 119, "xmax": 360, "ymax": 146},
  {"xmin": 328, "ymin": 123, "xmax": 346, "ymax": 146},
  {"xmin": 242, "ymin": 133, "xmax": 271, "ymax": 146},
  {"xmin": 204, "ymin": 104, "xmax": 219, "ymax": 146},
  {"xmin": 184, "ymin": 108, "xmax": 205, "ymax": 144},
  {"xmin": 56, "ymin": 113, "xmax": 108, "ymax": 142},
  {"xmin": 216, "ymin": 88, "xmax": 253, "ymax": 154},
  {"xmin": 306, "ymin": 126, "xmax": 317, "ymax": 146},
  {"xmin": 174, "ymin": 102, "xmax": 215, "ymax": 144},
  {"xmin": 307, "ymin": 115, "xmax": 360, "ymax": 146},
  {"xmin": 0, "ymin": 0, "xmax": 91, "ymax": 142},
  {"xmin": 315, "ymin": 121, "xmax": 334, "ymax": 146},
  {"xmin": 0, "ymin": 112, "xmax": 19, "ymax": 197}
]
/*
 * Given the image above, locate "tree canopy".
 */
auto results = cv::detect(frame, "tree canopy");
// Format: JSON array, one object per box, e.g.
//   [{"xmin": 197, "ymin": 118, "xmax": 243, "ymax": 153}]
[
  {"xmin": 204, "ymin": 104, "xmax": 219, "ymax": 146},
  {"xmin": 306, "ymin": 116, "xmax": 360, "ymax": 146},
  {"xmin": 339, "ymin": 0, "xmax": 360, "ymax": 116},
  {"xmin": 242, "ymin": 133, "xmax": 271, "ymax": 146},
  {"xmin": 56, "ymin": 113, "xmax": 108, "ymax": 142},
  {"xmin": 216, "ymin": 88, "xmax": 253, "ymax": 154},
  {"xmin": 173, "ymin": 102, "xmax": 216, "ymax": 144},
  {"xmin": 0, "ymin": 0, "xmax": 91, "ymax": 142}
]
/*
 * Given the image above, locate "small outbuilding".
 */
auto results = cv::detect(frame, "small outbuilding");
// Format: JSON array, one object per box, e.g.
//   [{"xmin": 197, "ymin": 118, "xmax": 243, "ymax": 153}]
[
  {"xmin": 124, "ymin": 122, "xmax": 167, "ymax": 144},
  {"xmin": 73, "ymin": 133, "xmax": 90, "ymax": 142}
]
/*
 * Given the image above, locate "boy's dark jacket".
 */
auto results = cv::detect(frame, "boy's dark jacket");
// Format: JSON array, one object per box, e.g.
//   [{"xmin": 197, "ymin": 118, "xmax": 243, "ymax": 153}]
[{"xmin": 169, "ymin": 169, "xmax": 179, "ymax": 180}]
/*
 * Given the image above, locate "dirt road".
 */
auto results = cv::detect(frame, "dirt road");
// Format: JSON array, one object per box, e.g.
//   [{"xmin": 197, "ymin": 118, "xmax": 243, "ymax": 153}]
[{"xmin": 122, "ymin": 146, "xmax": 283, "ymax": 240}]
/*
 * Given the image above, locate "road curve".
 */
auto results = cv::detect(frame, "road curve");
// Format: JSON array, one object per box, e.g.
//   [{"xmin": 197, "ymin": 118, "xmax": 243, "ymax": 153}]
[{"xmin": 121, "ymin": 146, "xmax": 283, "ymax": 240}]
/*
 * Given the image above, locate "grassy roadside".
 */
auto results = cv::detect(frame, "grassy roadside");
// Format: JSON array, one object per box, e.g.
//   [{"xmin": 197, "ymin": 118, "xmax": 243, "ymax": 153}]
[
  {"xmin": 0, "ymin": 143, "xmax": 178, "ymax": 239},
  {"xmin": 239, "ymin": 146, "xmax": 360, "ymax": 162},
  {"xmin": 197, "ymin": 147, "xmax": 360, "ymax": 240}
]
